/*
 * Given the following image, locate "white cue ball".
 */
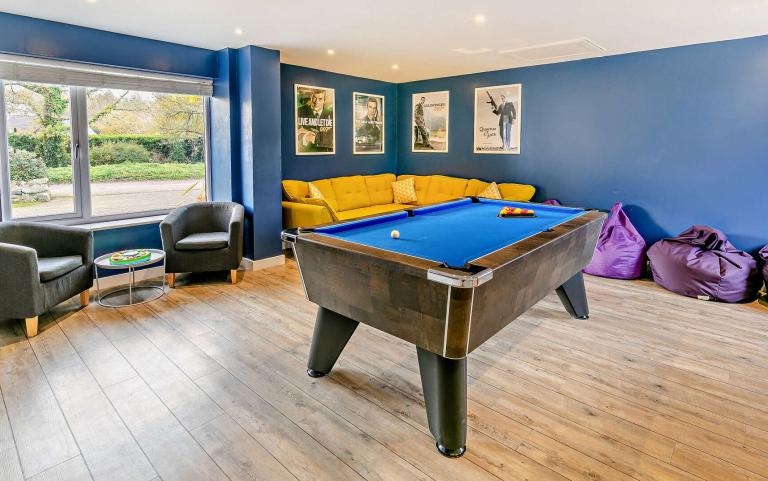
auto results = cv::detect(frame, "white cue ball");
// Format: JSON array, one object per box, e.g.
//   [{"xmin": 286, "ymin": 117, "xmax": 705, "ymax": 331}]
[{"xmin": 390, "ymin": 230, "xmax": 400, "ymax": 239}]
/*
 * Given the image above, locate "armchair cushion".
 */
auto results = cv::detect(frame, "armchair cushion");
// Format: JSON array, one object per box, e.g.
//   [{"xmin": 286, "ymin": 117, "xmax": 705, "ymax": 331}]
[
  {"xmin": 176, "ymin": 232, "xmax": 229, "ymax": 251},
  {"xmin": 38, "ymin": 255, "xmax": 83, "ymax": 282}
]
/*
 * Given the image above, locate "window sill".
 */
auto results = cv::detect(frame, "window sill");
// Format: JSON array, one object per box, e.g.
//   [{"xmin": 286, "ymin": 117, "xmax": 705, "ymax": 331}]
[{"xmin": 78, "ymin": 215, "xmax": 166, "ymax": 231}]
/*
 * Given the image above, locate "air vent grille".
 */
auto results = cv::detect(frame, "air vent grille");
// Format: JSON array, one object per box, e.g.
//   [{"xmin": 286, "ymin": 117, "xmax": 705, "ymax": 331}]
[{"xmin": 499, "ymin": 38, "xmax": 605, "ymax": 61}]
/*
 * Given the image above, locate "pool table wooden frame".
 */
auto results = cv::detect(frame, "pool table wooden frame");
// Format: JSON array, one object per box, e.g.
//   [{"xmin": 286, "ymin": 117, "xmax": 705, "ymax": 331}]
[{"xmin": 282, "ymin": 198, "xmax": 605, "ymax": 457}]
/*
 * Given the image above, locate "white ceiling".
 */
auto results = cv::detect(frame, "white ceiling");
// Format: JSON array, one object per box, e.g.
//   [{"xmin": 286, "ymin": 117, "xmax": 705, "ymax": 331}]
[{"xmin": 2, "ymin": 0, "xmax": 768, "ymax": 82}]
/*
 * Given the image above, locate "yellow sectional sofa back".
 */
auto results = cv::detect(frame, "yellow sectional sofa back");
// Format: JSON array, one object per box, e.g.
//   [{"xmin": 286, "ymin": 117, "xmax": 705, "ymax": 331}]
[
  {"xmin": 281, "ymin": 173, "xmax": 536, "ymax": 228},
  {"xmin": 364, "ymin": 174, "xmax": 396, "ymax": 204}
]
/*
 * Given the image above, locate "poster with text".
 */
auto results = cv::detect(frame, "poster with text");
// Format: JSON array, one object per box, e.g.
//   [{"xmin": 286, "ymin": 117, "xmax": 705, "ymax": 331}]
[
  {"xmin": 295, "ymin": 84, "xmax": 335, "ymax": 155},
  {"xmin": 473, "ymin": 84, "xmax": 521, "ymax": 154},
  {"xmin": 353, "ymin": 92, "xmax": 384, "ymax": 154},
  {"xmin": 412, "ymin": 91, "xmax": 449, "ymax": 152}
]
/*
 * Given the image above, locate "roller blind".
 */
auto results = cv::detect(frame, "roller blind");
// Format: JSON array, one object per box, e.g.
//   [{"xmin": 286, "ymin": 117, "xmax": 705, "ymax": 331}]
[{"xmin": 0, "ymin": 53, "xmax": 213, "ymax": 96}]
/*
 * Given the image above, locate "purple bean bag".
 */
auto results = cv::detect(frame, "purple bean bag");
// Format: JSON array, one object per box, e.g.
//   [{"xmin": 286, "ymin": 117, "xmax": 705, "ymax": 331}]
[
  {"xmin": 648, "ymin": 226, "xmax": 761, "ymax": 303},
  {"xmin": 541, "ymin": 199, "xmax": 562, "ymax": 206},
  {"xmin": 584, "ymin": 202, "xmax": 646, "ymax": 279}
]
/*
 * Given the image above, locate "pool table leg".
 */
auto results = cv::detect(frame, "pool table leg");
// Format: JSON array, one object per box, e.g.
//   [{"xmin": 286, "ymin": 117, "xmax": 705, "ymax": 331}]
[
  {"xmin": 556, "ymin": 271, "xmax": 590, "ymax": 319},
  {"xmin": 306, "ymin": 307, "xmax": 359, "ymax": 378},
  {"xmin": 416, "ymin": 347, "xmax": 467, "ymax": 457}
]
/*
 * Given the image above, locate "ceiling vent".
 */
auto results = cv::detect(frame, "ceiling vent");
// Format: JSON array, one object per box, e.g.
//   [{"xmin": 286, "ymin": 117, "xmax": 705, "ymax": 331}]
[
  {"xmin": 452, "ymin": 47, "xmax": 494, "ymax": 55},
  {"xmin": 499, "ymin": 38, "xmax": 605, "ymax": 61}
]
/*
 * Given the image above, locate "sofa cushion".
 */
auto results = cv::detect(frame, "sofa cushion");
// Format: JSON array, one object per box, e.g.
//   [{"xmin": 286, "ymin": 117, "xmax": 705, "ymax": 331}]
[
  {"xmin": 331, "ymin": 175, "xmax": 371, "ymax": 211},
  {"xmin": 308, "ymin": 179, "xmax": 339, "ymax": 211},
  {"xmin": 423, "ymin": 175, "xmax": 468, "ymax": 204},
  {"xmin": 499, "ymin": 183, "xmax": 536, "ymax": 201},
  {"xmin": 176, "ymin": 232, "xmax": 229, "ymax": 251},
  {"xmin": 396, "ymin": 175, "xmax": 432, "ymax": 204},
  {"xmin": 465, "ymin": 179, "xmax": 490, "ymax": 197},
  {"xmin": 282, "ymin": 180, "xmax": 309, "ymax": 201},
  {"xmin": 337, "ymin": 204, "xmax": 410, "ymax": 220},
  {"xmin": 299, "ymin": 197, "xmax": 339, "ymax": 221},
  {"xmin": 364, "ymin": 173, "xmax": 396, "ymax": 205},
  {"xmin": 38, "ymin": 255, "xmax": 83, "ymax": 282},
  {"xmin": 478, "ymin": 182, "xmax": 502, "ymax": 199},
  {"xmin": 392, "ymin": 177, "xmax": 418, "ymax": 204}
]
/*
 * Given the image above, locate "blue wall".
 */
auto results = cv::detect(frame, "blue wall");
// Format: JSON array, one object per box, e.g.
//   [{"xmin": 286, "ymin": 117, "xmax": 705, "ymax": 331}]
[
  {"xmin": 236, "ymin": 46, "xmax": 283, "ymax": 259},
  {"xmin": 0, "ymin": 13, "xmax": 216, "ymax": 78},
  {"xmin": 397, "ymin": 36, "xmax": 768, "ymax": 251},
  {"xmin": 281, "ymin": 64, "xmax": 398, "ymax": 180},
  {"xmin": 210, "ymin": 48, "xmax": 240, "ymax": 203},
  {"xmin": 0, "ymin": 12, "xmax": 221, "ymax": 259}
]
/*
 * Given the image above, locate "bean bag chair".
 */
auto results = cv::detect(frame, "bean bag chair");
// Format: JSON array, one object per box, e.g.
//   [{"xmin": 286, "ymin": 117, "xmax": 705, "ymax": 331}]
[
  {"xmin": 648, "ymin": 226, "xmax": 761, "ymax": 303},
  {"xmin": 541, "ymin": 199, "xmax": 561, "ymax": 206},
  {"xmin": 584, "ymin": 202, "xmax": 646, "ymax": 279}
]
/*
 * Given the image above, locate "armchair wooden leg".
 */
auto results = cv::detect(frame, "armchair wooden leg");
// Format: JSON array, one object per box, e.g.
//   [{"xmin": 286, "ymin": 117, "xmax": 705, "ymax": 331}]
[
  {"xmin": 80, "ymin": 289, "xmax": 90, "ymax": 307},
  {"xmin": 230, "ymin": 269, "xmax": 238, "ymax": 284},
  {"xmin": 168, "ymin": 273, "xmax": 175, "ymax": 289},
  {"xmin": 24, "ymin": 317, "xmax": 38, "ymax": 337}
]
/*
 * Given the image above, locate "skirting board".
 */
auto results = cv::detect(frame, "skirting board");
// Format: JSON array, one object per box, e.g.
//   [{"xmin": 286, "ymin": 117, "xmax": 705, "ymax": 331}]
[
  {"xmin": 242, "ymin": 255, "xmax": 285, "ymax": 271},
  {"xmin": 92, "ymin": 255, "xmax": 285, "ymax": 290}
]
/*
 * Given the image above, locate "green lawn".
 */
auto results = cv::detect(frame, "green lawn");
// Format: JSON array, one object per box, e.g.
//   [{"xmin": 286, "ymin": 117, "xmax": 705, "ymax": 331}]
[{"xmin": 48, "ymin": 162, "xmax": 205, "ymax": 184}]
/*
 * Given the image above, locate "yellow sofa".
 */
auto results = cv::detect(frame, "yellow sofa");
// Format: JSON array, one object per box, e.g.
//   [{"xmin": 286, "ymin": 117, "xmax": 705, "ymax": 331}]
[{"xmin": 282, "ymin": 173, "xmax": 536, "ymax": 228}]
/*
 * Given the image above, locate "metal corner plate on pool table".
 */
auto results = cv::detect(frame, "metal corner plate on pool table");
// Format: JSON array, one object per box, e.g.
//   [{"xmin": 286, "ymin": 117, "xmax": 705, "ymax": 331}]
[{"xmin": 427, "ymin": 267, "xmax": 493, "ymax": 288}]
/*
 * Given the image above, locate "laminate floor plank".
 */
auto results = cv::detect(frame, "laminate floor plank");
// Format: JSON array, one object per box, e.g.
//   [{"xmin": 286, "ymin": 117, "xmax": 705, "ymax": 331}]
[
  {"xmin": 190, "ymin": 414, "xmax": 299, "ymax": 481},
  {"xmin": 107, "ymin": 327, "xmax": 223, "ymax": 432},
  {"xmin": 0, "ymin": 381, "xmax": 24, "ymax": 481},
  {"xmin": 188, "ymin": 317, "xmax": 538, "ymax": 481},
  {"xmin": 26, "ymin": 456, "xmax": 92, "ymax": 481},
  {"xmin": 53, "ymin": 310, "xmax": 136, "ymax": 389},
  {"xmin": 28, "ymin": 326, "xmax": 156, "ymax": 481},
  {"xmin": 103, "ymin": 376, "xmax": 229, "ymax": 481},
  {"xmin": 194, "ymin": 368, "xmax": 367, "ymax": 481},
  {"xmin": 0, "ymin": 341, "xmax": 79, "ymax": 478},
  {"xmin": 0, "ymin": 262, "xmax": 765, "ymax": 481},
  {"xmin": 194, "ymin": 280, "xmax": 636, "ymax": 479}
]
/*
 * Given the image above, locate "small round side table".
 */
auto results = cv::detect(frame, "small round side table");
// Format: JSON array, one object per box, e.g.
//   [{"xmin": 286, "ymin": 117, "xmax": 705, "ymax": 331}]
[{"xmin": 94, "ymin": 249, "xmax": 167, "ymax": 308}]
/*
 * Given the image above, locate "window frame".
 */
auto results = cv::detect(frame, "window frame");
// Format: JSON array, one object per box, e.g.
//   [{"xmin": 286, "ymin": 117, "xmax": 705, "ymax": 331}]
[{"xmin": 0, "ymin": 81, "xmax": 211, "ymax": 224}]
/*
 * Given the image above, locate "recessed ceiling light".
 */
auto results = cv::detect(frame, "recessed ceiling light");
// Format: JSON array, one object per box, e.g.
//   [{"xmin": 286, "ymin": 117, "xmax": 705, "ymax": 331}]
[
  {"xmin": 474, "ymin": 14, "xmax": 486, "ymax": 24},
  {"xmin": 84, "ymin": 0, "xmax": 98, "ymax": 4},
  {"xmin": 391, "ymin": 64, "xmax": 399, "ymax": 70},
  {"xmin": 326, "ymin": 49, "xmax": 335, "ymax": 55},
  {"xmin": 234, "ymin": 27, "xmax": 244, "ymax": 36}
]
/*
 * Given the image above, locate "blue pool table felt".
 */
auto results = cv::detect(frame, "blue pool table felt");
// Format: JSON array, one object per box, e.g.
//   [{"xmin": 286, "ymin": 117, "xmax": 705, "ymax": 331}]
[{"xmin": 313, "ymin": 198, "xmax": 586, "ymax": 268}]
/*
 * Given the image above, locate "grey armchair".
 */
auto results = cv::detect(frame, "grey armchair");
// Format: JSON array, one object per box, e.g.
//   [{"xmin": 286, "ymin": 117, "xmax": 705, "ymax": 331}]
[
  {"xmin": 160, "ymin": 202, "xmax": 244, "ymax": 287},
  {"xmin": 0, "ymin": 222, "xmax": 93, "ymax": 337}
]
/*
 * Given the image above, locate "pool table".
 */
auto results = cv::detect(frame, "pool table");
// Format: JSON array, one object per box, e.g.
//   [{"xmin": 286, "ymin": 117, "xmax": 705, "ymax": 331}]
[{"xmin": 282, "ymin": 197, "xmax": 605, "ymax": 457}]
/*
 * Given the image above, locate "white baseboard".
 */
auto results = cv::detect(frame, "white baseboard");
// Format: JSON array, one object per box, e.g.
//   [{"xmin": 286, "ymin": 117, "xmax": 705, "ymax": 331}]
[
  {"xmin": 93, "ymin": 255, "xmax": 285, "ymax": 290},
  {"xmin": 94, "ymin": 265, "xmax": 166, "ymax": 290},
  {"xmin": 242, "ymin": 255, "xmax": 285, "ymax": 271}
]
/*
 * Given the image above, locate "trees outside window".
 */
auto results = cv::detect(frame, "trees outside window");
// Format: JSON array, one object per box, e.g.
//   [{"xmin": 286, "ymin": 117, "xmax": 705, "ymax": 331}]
[{"xmin": 1, "ymin": 81, "xmax": 208, "ymax": 222}]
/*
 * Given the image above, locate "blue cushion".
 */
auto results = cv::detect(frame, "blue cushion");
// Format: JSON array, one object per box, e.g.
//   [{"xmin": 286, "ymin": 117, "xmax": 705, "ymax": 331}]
[
  {"xmin": 38, "ymin": 255, "xmax": 83, "ymax": 282},
  {"xmin": 175, "ymin": 232, "xmax": 229, "ymax": 251}
]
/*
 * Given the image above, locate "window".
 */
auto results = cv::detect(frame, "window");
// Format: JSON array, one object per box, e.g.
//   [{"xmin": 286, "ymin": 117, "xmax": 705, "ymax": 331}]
[
  {"xmin": 85, "ymin": 88, "xmax": 206, "ymax": 217},
  {"xmin": 0, "ymin": 56, "xmax": 212, "ymax": 224},
  {"xmin": 3, "ymin": 82, "xmax": 77, "ymax": 219}
]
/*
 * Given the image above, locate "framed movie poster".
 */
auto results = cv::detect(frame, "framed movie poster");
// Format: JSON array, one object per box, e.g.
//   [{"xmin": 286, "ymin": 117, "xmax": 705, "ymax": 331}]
[
  {"xmin": 353, "ymin": 92, "xmax": 384, "ymax": 154},
  {"xmin": 295, "ymin": 84, "xmax": 335, "ymax": 155},
  {"xmin": 473, "ymin": 84, "xmax": 522, "ymax": 154},
  {"xmin": 412, "ymin": 91, "xmax": 449, "ymax": 152}
]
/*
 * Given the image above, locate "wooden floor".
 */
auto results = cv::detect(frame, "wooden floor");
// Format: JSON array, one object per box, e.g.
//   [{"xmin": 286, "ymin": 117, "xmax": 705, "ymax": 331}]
[{"xmin": 0, "ymin": 262, "xmax": 767, "ymax": 481}]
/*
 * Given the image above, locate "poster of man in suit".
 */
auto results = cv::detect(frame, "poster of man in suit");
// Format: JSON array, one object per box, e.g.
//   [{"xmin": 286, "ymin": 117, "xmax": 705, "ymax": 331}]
[
  {"xmin": 295, "ymin": 84, "xmax": 335, "ymax": 155},
  {"xmin": 473, "ymin": 84, "xmax": 522, "ymax": 154},
  {"xmin": 353, "ymin": 92, "xmax": 384, "ymax": 154},
  {"xmin": 412, "ymin": 91, "xmax": 449, "ymax": 152}
]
